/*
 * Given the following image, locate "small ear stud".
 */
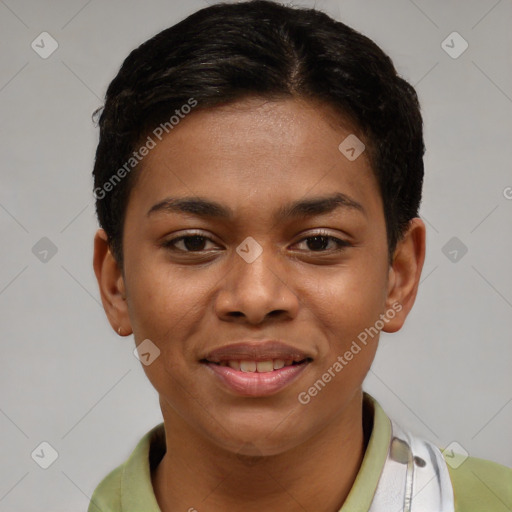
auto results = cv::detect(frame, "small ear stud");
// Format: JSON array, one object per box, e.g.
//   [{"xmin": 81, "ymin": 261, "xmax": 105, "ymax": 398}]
[{"xmin": 118, "ymin": 326, "xmax": 122, "ymax": 336}]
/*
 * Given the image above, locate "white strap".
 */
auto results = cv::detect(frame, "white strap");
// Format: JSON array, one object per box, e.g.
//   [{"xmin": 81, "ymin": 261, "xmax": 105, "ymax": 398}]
[{"xmin": 368, "ymin": 419, "xmax": 454, "ymax": 512}]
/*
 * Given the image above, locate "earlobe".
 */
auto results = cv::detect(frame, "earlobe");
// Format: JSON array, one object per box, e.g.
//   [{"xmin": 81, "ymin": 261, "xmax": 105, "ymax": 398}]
[
  {"xmin": 382, "ymin": 218, "xmax": 426, "ymax": 333},
  {"xmin": 93, "ymin": 228, "xmax": 132, "ymax": 336}
]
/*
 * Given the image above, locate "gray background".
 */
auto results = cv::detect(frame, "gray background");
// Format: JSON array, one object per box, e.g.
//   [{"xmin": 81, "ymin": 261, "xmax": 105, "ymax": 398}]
[{"xmin": 1, "ymin": 0, "xmax": 511, "ymax": 510}]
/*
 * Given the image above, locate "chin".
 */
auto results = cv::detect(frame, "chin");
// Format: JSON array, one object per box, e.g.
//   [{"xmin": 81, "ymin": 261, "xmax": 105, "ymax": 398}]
[{"xmin": 207, "ymin": 416, "xmax": 308, "ymax": 458}]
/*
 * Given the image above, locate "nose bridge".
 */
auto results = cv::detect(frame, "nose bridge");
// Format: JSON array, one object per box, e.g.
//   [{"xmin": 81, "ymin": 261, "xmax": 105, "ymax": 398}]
[
  {"xmin": 236, "ymin": 240, "xmax": 280, "ymax": 286},
  {"xmin": 232, "ymin": 237, "xmax": 286, "ymax": 295},
  {"xmin": 215, "ymin": 238, "xmax": 299, "ymax": 322}
]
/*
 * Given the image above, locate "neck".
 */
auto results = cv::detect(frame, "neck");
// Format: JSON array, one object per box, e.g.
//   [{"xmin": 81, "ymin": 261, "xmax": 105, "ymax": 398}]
[{"xmin": 152, "ymin": 390, "xmax": 368, "ymax": 512}]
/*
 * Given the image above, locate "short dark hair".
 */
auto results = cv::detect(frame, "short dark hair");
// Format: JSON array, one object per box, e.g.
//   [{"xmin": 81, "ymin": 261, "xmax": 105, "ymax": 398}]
[{"xmin": 92, "ymin": 0, "xmax": 424, "ymax": 270}]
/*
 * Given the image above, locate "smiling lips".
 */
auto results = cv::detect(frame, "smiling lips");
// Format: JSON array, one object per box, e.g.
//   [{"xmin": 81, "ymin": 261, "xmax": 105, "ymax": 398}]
[
  {"xmin": 202, "ymin": 340, "xmax": 313, "ymax": 396},
  {"xmin": 217, "ymin": 359, "xmax": 297, "ymax": 372}
]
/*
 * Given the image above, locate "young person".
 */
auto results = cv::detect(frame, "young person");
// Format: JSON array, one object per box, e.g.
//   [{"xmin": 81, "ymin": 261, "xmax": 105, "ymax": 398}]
[{"xmin": 90, "ymin": 1, "xmax": 511, "ymax": 511}]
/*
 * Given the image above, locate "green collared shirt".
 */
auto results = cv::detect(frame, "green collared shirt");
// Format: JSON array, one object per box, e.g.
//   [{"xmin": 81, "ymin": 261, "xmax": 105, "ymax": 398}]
[{"xmin": 88, "ymin": 393, "xmax": 511, "ymax": 511}]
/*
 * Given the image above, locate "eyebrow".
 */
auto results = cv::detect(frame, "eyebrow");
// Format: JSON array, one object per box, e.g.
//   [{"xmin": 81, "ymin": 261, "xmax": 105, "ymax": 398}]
[{"xmin": 146, "ymin": 192, "xmax": 366, "ymax": 220}]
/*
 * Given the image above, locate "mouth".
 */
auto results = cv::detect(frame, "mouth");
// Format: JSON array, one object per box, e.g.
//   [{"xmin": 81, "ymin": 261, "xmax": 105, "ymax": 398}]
[
  {"xmin": 202, "ymin": 357, "xmax": 312, "ymax": 373},
  {"xmin": 200, "ymin": 341, "xmax": 314, "ymax": 397}
]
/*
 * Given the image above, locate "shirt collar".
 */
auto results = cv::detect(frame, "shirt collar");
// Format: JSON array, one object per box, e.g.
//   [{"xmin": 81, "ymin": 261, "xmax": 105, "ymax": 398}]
[
  {"xmin": 340, "ymin": 392, "xmax": 392, "ymax": 511},
  {"xmin": 119, "ymin": 392, "xmax": 391, "ymax": 512},
  {"xmin": 120, "ymin": 421, "xmax": 165, "ymax": 511}
]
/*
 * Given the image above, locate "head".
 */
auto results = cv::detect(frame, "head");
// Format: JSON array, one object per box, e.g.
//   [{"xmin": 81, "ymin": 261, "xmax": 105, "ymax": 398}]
[{"xmin": 93, "ymin": 0, "xmax": 426, "ymax": 456}]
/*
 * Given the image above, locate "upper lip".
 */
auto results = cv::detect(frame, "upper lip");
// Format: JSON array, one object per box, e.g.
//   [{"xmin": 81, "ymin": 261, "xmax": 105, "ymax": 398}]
[{"xmin": 202, "ymin": 340, "xmax": 313, "ymax": 363}]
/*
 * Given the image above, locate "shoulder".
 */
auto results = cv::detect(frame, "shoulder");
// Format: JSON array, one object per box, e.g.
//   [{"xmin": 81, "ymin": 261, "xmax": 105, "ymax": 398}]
[
  {"xmin": 87, "ymin": 463, "xmax": 124, "ymax": 512},
  {"xmin": 87, "ymin": 423, "xmax": 165, "ymax": 512},
  {"xmin": 444, "ymin": 453, "xmax": 512, "ymax": 511}
]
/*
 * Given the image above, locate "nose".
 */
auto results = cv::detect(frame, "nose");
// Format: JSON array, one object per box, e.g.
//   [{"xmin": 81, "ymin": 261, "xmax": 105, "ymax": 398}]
[{"xmin": 214, "ymin": 243, "xmax": 300, "ymax": 325}]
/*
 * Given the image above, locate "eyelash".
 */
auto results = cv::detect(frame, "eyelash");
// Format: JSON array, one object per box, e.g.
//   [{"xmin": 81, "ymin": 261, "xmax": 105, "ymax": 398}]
[{"xmin": 162, "ymin": 230, "xmax": 351, "ymax": 254}]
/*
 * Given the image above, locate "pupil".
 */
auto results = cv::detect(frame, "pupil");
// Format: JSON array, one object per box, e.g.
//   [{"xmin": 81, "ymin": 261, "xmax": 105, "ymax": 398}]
[
  {"xmin": 185, "ymin": 236, "xmax": 206, "ymax": 251},
  {"xmin": 307, "ymin": 236, "xmax": 328, "ymax": 251}
]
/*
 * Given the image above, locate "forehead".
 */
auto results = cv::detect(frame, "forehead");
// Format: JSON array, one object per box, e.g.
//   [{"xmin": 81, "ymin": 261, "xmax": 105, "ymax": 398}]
[
  {"xmin": 127, "ymin": 96, "xmax": 382, "ymax": 222},
  {"xmin": 142, "ymin": 96, "xmax": 362, "ymax": 165}
]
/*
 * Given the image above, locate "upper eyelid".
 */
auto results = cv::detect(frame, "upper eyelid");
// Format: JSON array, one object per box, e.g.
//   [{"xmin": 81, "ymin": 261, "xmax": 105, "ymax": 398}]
[
  {"xmin": 162, "ymin": 233, "xmax": 218, "ymax": 248},
  {"xmin": 163, "ymin": 230, "xmax": 350, "ymax": 250}
]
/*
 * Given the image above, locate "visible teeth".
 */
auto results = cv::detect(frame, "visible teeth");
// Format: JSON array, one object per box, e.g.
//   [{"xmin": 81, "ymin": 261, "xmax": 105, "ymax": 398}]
[
  {"xmin": 240, "ymin": 360, "xmax": 257, "ymax": 372},
  {"xmin": 256, "ymin": 360, "xmax": 274, "ymax": 372},
  {"xmin": 273, "ymin": 359, "xmax": 285, "ymax": 370},
  {"xmin": 215, "ymin": 359, "xmax": 305, "ymax": 372}
]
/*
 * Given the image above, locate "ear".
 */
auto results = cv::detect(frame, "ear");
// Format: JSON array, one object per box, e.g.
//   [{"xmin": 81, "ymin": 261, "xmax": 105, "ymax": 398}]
[
  {"xmin": 382, "ymin": 217, "xmax": 426, "ymax": 333},
  {"xmin": 93, "ymin": 228, "xmax": 132, "ymax": 336}
]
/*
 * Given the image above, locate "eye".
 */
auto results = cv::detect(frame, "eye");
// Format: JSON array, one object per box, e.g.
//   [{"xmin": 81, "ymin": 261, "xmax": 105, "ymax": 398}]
[
  {"xmin": 162, "ymin": 234, "xmax": 219, "ymax": 252},
  {"xmin": 294, "ymin": 231, "xmax": 351, "ymax": 252},
  {"xmin": 161, "ymin": 230, "xmax": 351, "ymax": 255}
]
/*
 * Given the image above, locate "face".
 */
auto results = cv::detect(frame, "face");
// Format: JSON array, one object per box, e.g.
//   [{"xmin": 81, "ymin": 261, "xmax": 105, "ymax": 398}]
[{"xmin": 95, "ymin": 96, "xmax": 424, "ymax": 456}]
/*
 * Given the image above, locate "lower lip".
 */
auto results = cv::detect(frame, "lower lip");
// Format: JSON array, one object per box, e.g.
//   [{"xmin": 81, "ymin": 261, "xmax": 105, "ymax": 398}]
[{"xmin": 204, "ymin": 361, "xmax": 310, "ymax": 397}]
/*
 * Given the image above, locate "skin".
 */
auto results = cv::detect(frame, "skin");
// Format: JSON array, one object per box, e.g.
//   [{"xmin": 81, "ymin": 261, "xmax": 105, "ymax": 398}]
[{"xmin": 93, "ymin": 96, "xmax": 426, "ymax": 512}]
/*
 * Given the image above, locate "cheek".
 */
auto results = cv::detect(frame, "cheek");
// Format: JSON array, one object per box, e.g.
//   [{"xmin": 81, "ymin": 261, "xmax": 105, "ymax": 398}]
[
  {"xmin": 126, "ymin": 260, "xmax": 204, "ymax": 336},
  {"xmin": 124, "ymin": 263, "xmax": 213, "ymax": 382},
  {"xmin": 126, "ymin": 271, "xmax": 204, "ymax": 402},
  {"xmin": 295, "ymin": 269, "xmax": 385, "ymax": 418},
  {"xmin": 307, "ymin": 260, "xmax": 387, "ymax": 343}
]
